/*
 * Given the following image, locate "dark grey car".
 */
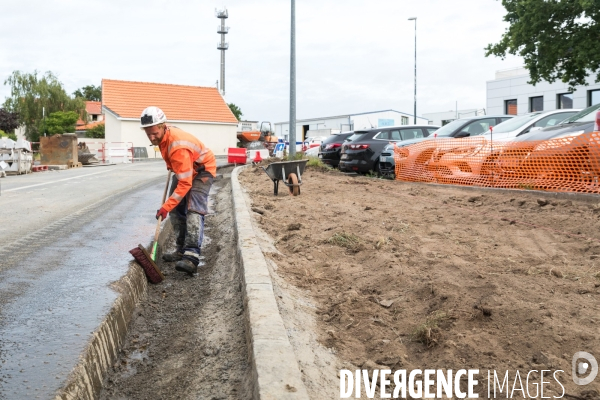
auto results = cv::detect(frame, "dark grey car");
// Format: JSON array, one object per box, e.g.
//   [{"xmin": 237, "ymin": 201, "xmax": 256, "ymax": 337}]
[{"xmin": 338, "ymin": 125, "xmax": 439, "ymax": 174}]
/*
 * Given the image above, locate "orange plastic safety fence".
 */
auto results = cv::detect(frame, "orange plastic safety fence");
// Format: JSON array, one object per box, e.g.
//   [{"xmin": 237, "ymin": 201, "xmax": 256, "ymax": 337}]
[{"xmin": 394, "ymin": 132, "xmax": 600, "ymax": 193}]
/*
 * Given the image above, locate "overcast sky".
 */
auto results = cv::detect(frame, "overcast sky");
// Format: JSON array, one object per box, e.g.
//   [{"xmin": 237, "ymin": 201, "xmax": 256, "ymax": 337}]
[{"xmin": 0, "ymin": 0, "xmax": 522, "ymax": 123}]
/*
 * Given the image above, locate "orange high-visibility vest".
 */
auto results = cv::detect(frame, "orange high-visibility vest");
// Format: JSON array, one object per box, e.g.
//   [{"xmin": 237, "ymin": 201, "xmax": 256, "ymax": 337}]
[{"xmin": 159, "ymin": 126, "xmax": 216, "ymax": 212}]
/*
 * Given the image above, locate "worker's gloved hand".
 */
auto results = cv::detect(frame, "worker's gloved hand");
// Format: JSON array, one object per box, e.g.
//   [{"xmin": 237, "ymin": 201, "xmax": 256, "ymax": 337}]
[
  {"xmin": 196, "ymin": 164, "xmax": 205, "ymax": 173},
  {"xmin": 156, "ymin": 207, "xmax": 168, "ymax": 220}
]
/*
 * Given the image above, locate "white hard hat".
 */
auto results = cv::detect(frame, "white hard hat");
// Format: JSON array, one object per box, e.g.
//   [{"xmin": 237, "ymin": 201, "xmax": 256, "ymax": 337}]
[{"xmin": 140, "ymin": 106, "xmax": 167, "ymax": 129}]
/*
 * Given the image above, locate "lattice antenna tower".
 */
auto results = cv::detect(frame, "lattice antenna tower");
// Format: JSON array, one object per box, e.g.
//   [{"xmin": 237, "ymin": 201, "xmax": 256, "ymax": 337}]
[{"xmin": 216, "ymin": 7, "xmax": 229, "ymax": 97}]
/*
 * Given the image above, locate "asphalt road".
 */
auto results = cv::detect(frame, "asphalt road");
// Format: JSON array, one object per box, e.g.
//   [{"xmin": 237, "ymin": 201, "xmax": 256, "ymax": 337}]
[{"xmin": 0, "ymin": 160, "xmax": 226, "ymax": 399}]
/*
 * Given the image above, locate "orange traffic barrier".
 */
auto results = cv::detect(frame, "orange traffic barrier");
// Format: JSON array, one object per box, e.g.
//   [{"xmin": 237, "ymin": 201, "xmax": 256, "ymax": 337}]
[{"xmin": 394, "ymin": 132, "xmax": 600, "ymax": 193}]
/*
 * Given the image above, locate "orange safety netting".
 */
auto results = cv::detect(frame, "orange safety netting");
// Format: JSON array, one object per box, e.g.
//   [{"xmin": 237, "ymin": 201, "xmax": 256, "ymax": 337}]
[{"xmin": 394, "ymin": 132, "xmax": 600, "ymax": 193}]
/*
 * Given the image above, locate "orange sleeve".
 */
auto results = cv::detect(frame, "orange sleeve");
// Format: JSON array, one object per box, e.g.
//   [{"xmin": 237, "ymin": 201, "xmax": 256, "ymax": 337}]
[{"xmin": 162, "ymin": 149, "xmax": 194, "ymax": 212}]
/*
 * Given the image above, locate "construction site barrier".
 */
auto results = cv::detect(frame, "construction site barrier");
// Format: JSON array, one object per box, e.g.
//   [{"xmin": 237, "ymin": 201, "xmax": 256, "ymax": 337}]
[
  {"xmin": 394, "ymin": 132, "xmax": 600, "ymax": 193},
  {"xmin": 99, "ymin": 142, "xmax": 134, "ymax": 164}
]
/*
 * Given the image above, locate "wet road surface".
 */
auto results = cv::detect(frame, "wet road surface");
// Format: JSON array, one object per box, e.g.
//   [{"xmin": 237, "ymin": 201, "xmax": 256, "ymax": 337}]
[{"xmin": 0, "ymin": 162, "xmax": 170, "ymax": 398}]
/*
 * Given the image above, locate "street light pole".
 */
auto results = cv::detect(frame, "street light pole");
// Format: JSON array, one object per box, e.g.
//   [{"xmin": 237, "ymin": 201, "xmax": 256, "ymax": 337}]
[
  {"xmin": 408, "ymin": 17, "xmax": 417, "ymax": 124},
  {"xmin": 289, "ymin": 0, "xmax": 296, "ymax": 157}
]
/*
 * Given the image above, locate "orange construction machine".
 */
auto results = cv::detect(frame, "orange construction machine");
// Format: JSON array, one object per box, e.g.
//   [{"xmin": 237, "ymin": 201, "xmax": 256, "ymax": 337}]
[{"xmin": 237, "ymin": 121, "xmax": 279, "ymax": 155}]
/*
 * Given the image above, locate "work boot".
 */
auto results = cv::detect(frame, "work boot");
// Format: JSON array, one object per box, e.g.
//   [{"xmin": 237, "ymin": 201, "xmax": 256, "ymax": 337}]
[
  {"xmin": 162, "ymin": 250, "xmax": 183, "ymax": 262},
  {"xmin": 175, "ymin": 259, "xmax": 198, "ymax": 275}
]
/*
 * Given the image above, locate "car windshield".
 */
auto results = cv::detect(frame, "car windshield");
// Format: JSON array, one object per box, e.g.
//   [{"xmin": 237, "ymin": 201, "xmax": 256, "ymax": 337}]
[
  {"xmin": 483, "ymin": 113, "xmax": 541, "ymax": 134},
  {"xmin": 431, "ymin": 119, "xmax": 467, "ymax": 137},
  {"xmin": 561, "ymin": 103, "xmax": 600, "ymax": 123}
]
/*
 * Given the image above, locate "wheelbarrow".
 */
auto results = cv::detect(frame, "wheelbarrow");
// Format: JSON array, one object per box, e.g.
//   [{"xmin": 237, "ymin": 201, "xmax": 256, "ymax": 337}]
[{"xmin": 261, "ymin": 159, "xmax": 309, "ymax": 196}]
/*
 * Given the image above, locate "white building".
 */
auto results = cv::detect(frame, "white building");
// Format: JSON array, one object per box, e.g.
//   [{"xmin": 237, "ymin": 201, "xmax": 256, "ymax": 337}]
[
  {"xmin": 421, "ymin": 108, "xmax": 485, "ymax": 126},
  {"xmin": 102, "ymin": 79, "xmax": 238, "ymax": 156},
  {"xmin": 237, "ymin": 120, "xmax": 258, "ymax": 132},
  {"xmin": 487, "ymin": 67, "xmax": 600, "ymax": 115},
  {"xmin": 274, "ymin": 109, "xmax": 430, "ymax": 142}
]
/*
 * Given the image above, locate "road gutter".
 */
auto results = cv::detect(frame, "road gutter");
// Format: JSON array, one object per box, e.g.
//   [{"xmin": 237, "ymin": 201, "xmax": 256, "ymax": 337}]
[{"xmin": 54, "ymin": 164, "xmax": 308, "ymax": 399}]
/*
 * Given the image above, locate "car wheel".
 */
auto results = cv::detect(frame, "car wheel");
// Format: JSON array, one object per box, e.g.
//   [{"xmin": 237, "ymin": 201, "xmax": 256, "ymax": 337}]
[{"xmin": 374, "ymin": 162, "xmax": 382, "ymax": 177}]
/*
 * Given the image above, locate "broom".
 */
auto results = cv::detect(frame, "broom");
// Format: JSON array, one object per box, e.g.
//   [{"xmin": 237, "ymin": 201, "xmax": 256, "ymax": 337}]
[{"xmin": 129, "ymin": 171, "xmax": 172, "ymax": 284}]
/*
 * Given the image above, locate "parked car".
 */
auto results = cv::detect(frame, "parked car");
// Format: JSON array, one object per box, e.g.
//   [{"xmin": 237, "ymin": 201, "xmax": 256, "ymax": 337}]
[
  {"xmin": 512, "ymin": 103, "xmax": 600, "ymax": 142},
  {"xmin": 480, "ymin": 109, "xmax": 580, "ymax": 141},
  {"xmin": 339, "ymin": 125, "xmax": 440, "ymax": 174},
  {"xmin": 411, "ymin": 110, "xmax": 581, "ymax": 181},
  {"xmin": 302, "ymin": 136, "xmax": 327, "ymax": 151},
  {"xmin": 304, "ymin": 145, "xmax": 320, "ymax": 157},
  {"xmin": 316, "ymin": 132, "xmax": 355, "ymax": 168},
  {"xmin": 395, "ymin": 107, "xmax": 596, "ymax": 185},
  {"xmin": 379, "ymin": 115, "xmax": 513, "ymax": 177},
  {"xmin": 495, "ymin": 103, "xmax": 600, "ymax": 181}
]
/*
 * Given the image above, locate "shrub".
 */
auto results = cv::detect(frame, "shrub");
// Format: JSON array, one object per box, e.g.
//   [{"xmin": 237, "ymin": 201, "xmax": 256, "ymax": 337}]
[{"xmin": 86, "ymin": 123, "xmax": 105, "ymax": 138}]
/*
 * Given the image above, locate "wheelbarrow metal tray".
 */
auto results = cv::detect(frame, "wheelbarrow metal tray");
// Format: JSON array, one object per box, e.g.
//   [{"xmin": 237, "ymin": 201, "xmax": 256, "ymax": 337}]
[
  {"xmin": 261, "ymin": 159, "xmax": 308, "ymax": 195},
  {"xmin": 262, "ymin": 159, "xmax": 308, "ymax": 181}
]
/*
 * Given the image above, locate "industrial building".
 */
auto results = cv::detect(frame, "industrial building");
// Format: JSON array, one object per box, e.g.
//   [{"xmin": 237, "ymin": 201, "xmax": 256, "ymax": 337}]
[
  {"xmin": 274, "ymin": 109, "xmax": 430, "ymax": 141},
  {"xmin": 487, "ymin": 67, "xmax": 600, "ymax": 115},
  {"xmin": 421, "ymin": 109, "xmax": 486, "ymax": 126}
]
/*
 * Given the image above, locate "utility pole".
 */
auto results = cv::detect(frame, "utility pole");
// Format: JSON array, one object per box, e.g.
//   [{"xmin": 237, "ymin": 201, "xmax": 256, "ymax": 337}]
[
  {"xmin": 408, "ymin": 17, "xmax": 417, "ymax": 124},
  {"xmin": 289, "ymin": 0, "xmax": 296, "ymax": 157},
  {"xmin": 216, "ymin": 8, "xmax": 229, "ymax": 97}
]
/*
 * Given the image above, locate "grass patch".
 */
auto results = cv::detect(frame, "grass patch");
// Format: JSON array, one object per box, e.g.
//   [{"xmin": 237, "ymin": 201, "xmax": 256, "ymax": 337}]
[
  {"xmin": 306, "ymin": 156, "xmax": 324, "ymax": 167},
  {"xmin": 327, "ymin": 232, "xmax": 360, "ymax": 249},
  {"xmin": 411, "ymin": 311, "xmax": 449, "ymax": 347},
  {"xmin": 306, "ymin": 156, "xmax": 333, "ymax": 172},
  {"xmin": 284, "ymin": 152, "xmax": 305, "ymax": 161}
]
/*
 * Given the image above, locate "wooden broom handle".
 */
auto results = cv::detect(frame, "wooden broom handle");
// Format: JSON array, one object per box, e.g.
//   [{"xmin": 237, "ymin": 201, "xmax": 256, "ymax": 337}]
[{"xmin": 154, "ymin": 171, "xmax": 172, "ymax": 241}]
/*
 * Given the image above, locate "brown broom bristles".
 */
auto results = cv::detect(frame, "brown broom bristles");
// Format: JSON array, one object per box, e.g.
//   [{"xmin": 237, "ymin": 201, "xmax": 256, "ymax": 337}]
[{"xmin": 129, "ymin": 244, "xmax": 164, "ymax": 284}]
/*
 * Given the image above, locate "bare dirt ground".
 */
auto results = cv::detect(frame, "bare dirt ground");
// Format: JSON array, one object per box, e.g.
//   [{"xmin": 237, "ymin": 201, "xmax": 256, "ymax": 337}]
[
  {"xmin": 239, "ymin": 164, "xmax": 600, "ymax": 399},
  {"xmin": 100, "ymin": 167, "xmax": 252, "ymax": 400}
]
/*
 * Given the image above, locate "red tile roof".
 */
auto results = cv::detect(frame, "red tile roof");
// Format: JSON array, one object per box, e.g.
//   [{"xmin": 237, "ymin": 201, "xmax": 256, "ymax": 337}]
[
  {"xmin": 76, "ymin": 121, "xmax": 103, "ymax": 131},
  {"xmin": 101, "ymin": 79, "xmax": 238, "ymax": 124},
  {"xmin": 86, "ymin": 101, "xmax": 102, "ymax": 115}
]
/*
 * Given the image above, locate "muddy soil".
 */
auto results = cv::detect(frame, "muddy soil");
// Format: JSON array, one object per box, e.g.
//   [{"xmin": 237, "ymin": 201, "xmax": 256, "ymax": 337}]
[
  {"xmin": 100, "ymin": 168, "xmax": 251, "ymax": 400},
  {"xmin": 239, "ymin": 164, "xmax": 600, "ymax": 399}
]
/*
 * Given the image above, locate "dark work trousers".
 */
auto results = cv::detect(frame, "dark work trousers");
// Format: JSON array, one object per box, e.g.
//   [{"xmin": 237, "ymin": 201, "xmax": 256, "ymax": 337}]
[{"xmin": 168, "ymin": 172, "xmax": 214, "ymax": 266}]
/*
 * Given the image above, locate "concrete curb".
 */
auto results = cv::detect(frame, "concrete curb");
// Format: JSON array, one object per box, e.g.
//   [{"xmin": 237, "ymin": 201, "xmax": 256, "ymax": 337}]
[{"xmin": 231, "ymin": 166, "xmax": 310, "ymax": 400}]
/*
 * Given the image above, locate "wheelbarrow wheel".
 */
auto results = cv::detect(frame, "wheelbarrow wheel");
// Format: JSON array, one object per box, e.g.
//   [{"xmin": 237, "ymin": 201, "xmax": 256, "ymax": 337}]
[{"xmin": 287, "ymin": 173, "xmax": 300, "ymax": 196}]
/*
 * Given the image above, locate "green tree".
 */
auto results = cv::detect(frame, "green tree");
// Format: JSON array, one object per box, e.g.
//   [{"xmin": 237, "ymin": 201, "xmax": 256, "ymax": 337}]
[
  {"xmin": 486, "ymin": 0, "xmax": 600, "ymax": 89},
  {"xmin": 2, "ymin": 70, "xmax": 86, "ymax": 141},
  {"xmin": 228, "ymin": 103, "xmax": 243, "ymax": 121},
  {"xmin": 85, "ymin": 122, "xmax": 105, "ymax": 139},
  {"xmin": 46, "ymin": 111, "xmax": 79, "ymax": 135},
  {"xmin": 0, "ymin": 129, "xmax": 17, "ymax": 141},
  {"xmin": 73, "ymin": 84, "xmax": 101, "ymax": 101}
]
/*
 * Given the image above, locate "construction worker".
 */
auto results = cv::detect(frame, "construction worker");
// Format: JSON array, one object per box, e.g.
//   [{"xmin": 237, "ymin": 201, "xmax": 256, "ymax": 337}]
[{"xmin": 141, "ymin": 106, "xmax": 216, "ymax": 275}]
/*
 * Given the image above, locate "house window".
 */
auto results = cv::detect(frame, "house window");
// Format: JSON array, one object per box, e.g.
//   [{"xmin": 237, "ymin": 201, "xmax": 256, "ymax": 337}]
[
  {"xmin": 91, "ymin": 114, "xmax": 98, "ymax": 121},
  {"xmin": 589, "ymin": 89, "xmax": 600, "ymax": 106},
  {"xmin": 557, "ymin": 93, "xmax": 573, "ymax": 109},
  {"xmin": 401, "ymin": 116, "xmax": 409, "ymax": 125},
  {"xmin": 505, "ymin": 99, "xmax": 517, "ymax": 115},
  {"xmin": 530, "ymin": 96, "xmax": 544, "ymax": 112}
]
